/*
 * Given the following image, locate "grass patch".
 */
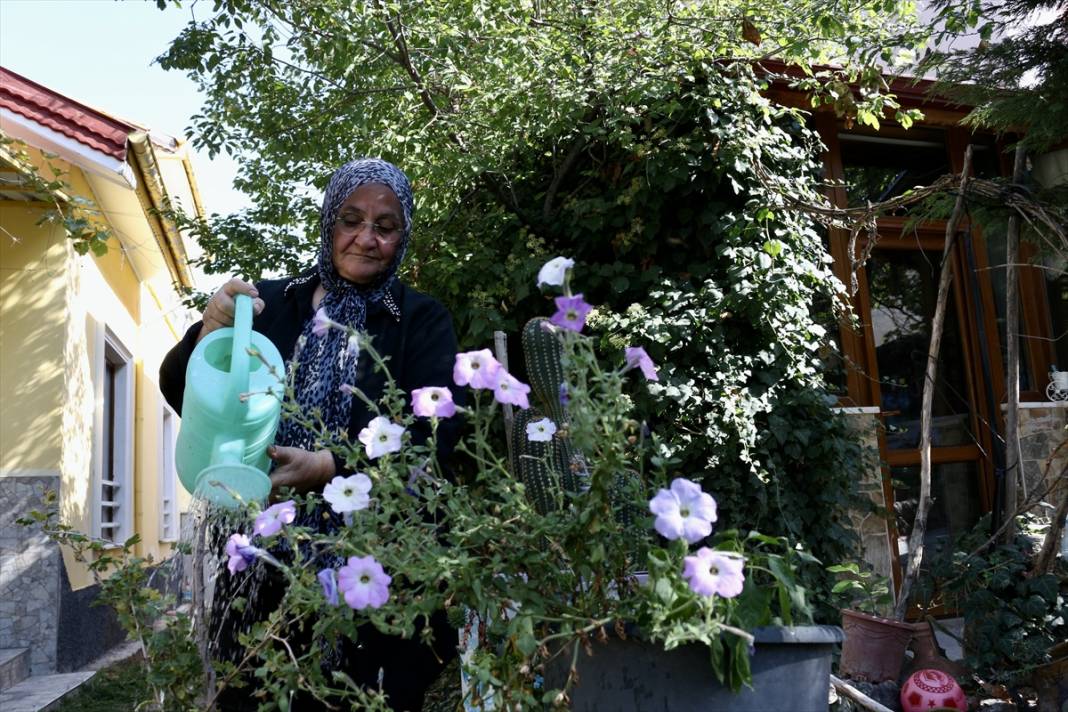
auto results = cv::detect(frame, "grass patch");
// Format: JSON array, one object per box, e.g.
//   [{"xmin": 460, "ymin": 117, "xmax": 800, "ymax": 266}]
[{"xmin": 55, "ymin": 657, "xmax": 150, "ymax": 712}]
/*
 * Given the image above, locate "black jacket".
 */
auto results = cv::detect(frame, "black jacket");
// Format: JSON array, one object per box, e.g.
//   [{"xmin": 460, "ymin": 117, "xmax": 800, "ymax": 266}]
[{"xmin": 159, "ymin": 270, "xmax": 464, "ymax": 478}]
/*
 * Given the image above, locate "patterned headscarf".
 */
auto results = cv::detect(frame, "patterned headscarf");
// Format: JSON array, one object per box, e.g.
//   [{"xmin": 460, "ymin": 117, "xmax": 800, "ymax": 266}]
[{"xmin": 275, "ymin": 158, "xmax": 414, "ymax": 450}]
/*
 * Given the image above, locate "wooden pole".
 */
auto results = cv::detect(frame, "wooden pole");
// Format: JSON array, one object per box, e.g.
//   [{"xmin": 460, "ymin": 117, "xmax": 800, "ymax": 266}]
[
  {"xmin": 894, "ymin": 146, "xmax": 973, "ymax": 621},
  {"xmin": 1003, "ymin": 144, "xmax": 1028, "ymax": 542},
  {"xmin": 830, "ymin": 675, "xmax": 895, "ymax": 712}
]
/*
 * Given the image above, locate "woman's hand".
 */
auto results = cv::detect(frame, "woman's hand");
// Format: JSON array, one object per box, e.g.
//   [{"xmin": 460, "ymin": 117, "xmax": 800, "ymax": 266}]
[
  {"xmin": 197, "ymin": 277, "xmax": 266, "ymax": 344},
  {"xmin": 267, "ymin": 445, "xmax": 336, "ymax": 495}
]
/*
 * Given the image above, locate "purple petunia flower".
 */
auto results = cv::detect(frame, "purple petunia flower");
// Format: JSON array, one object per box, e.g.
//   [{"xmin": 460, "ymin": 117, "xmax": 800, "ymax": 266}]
[
  {"xmin": 624, "ymin": 346, "xmax": 660, "ymax": 382},
  {"xmin": 493, "ymin": 370, "xmax": 531, "ymax": 409},
  {"xmin": 648, "ymin": 478, "xmax": 718, "ymax": 544},
  {"xmin": 559, "ymin": 383, "xmax": 570, "ymax": 407},
  {"xmin": 453, "ymin": 349, "xmax": 502, "ymax": 390},
  {"xmin": 317, "ymin": 568, "xmax": 340, "ymax": 607},
  {"xmin": 312, "ymin": 307, "xmax": 334, "ymax": 337},
  {"xmin": 549, "ymin": 294, "xmax": 593, "ymax": 333},
  {"xmin": 411, "ymin": 386, "xmax": 457, "ymax": 418},
  {"xmin": 253, "ymin": 500, "xmax": 297, "ymax": 538},
  {"xmin": 337, "ymin": 555, "xmax": 392, "ymax": 610},
  {"xmin": 225, "ymin": 533, "xmax": 261, "ymax": 575},
  {"xmin": 683, "ymin": 548, "xmax": 745, "ymax": 599}
]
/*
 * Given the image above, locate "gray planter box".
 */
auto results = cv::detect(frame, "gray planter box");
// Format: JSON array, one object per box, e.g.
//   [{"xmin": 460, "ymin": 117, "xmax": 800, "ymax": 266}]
[{"xmin": 551, "ymin": 625, "xmax": 843, "ymax": 712}]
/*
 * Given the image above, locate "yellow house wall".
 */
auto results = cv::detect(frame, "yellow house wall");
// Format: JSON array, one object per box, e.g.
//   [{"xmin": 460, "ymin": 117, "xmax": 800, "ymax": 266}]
[
  {"xmin": 67, "ymin": 171, "xmax": 186, "ymax": 587},
  {"xmin": 0, "ymin": 202, "xmax": 67, "ymax": 474},
  {"xmin": 2, "ymin": 154, "xmax": 189, "ymax": 590}
]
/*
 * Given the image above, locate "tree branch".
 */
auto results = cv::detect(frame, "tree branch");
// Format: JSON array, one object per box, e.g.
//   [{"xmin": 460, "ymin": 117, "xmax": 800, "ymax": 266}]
[{"xmin": 543, "ymin": 134, "xmax": 588, "ymax": 222}]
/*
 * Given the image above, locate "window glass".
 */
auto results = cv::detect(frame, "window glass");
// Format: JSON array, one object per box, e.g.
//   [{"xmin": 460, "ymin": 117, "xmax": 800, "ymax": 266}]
[
  {"xmin": 893, "ymin": 461, "xmax": 983, "ymax": 570},
  {"xmin": 839, "ymin": 128, "xmax": 949, "ymax": 209},
  {"xmin": 1041, "ymin": 248, "xmax": 1068, "ymax": 379},
  {"xmin": 868, "ymin": 249, "xmax": 975, "ymax": 449},
  {"xmin": 982, "ymin": 221, "xmax": 1036, "ymax": 391}
]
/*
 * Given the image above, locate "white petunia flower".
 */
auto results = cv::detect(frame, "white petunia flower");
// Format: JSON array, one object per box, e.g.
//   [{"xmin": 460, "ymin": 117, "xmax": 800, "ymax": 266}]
[
  {"xmin": 536, "ymin": 256, "xmax": 575, "ymax": 288},
  {"xmin": 357, "ymin": 416, "xmax": 406, "ymax": 459},
  {"xmin": 323, "ymin": 473, "xmax": 373, "ymax": 513},
  {"xmin": 525, "ymin": 417, "xmax": 557, "ymax": 442}
]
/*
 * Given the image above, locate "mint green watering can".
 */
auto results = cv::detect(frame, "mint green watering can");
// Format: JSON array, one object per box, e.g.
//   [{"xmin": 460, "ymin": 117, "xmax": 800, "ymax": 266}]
[{"xmin": 175, "ymin": 294, "xmax": 284, "ymax": 508}]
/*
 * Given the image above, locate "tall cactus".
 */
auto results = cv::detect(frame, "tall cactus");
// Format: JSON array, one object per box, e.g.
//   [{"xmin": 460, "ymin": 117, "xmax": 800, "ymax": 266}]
[
  {"xmin": 522, "ymin": 317, "xmax": 567, "ymax": 424},
  {"xmin": 509, "ymin": 318, "xmax": 584, "ymax": 514}
]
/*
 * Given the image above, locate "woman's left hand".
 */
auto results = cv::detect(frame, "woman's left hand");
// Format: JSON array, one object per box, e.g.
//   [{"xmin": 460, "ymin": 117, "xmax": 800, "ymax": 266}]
[{"xmin": 267, "ymin": 445, "xmax": 335, "ymax": 495}]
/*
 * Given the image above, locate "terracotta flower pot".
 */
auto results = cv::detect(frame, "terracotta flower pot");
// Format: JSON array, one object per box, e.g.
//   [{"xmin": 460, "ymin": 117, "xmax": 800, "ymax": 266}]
[
  {"xmin": 838, "ymin": 609, "xmax": 914, "ymax": 683},
  {"xmin": 902, "ymin": 621, "xmax": 968, "ymax": 680}
]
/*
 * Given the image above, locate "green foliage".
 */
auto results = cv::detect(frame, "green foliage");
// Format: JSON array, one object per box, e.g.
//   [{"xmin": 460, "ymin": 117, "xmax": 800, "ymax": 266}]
[
  {"xmin": 16, "ymin": 491, "xmax": 202, "ymax": 710},
  {"xmin": 920, "ymin": 0, "xmax": 1068, "ymax": 152},
  {"xmin": 151, "ymin": 0, "xmax": 933, "ymax": 308},
  {"xmin": 827, "ymin": 562, "xmax": 894, "ymax": 615},
  {"xmin": 918, "ymin": 514, "xmax": 1068, "ymax": 686},
  {"xmin": 0, "ymin": 134, "xmax": 113, "ymax": 256},
  {"xmin": 599, "ymin": 278, "xmax": 876, "ymax": 621},
  {"xmin": 54, "ymin": 658, "xmax": 151, "ymax": 712}
]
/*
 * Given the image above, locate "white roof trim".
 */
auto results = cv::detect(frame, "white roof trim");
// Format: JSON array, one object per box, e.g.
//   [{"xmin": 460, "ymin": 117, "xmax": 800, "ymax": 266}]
[{"xmin": 0, "ymin": 107, "xmax": 137, "ymax": 189}]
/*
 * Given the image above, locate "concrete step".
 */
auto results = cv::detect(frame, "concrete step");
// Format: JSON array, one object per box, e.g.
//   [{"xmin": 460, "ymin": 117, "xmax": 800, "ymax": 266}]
[
  {"xmin": 0, "ymin": 671, "xmax": 95, "ymax": 712},
  {"xmin": 0, "ymin": 648, "xmax": 30, "ymax": 691}
]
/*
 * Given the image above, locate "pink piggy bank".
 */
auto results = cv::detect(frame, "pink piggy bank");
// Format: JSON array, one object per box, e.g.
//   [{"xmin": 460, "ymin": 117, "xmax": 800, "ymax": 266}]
[{"xmin": 900, "ymin": 669, "xmax": 967, "ymax": 712}]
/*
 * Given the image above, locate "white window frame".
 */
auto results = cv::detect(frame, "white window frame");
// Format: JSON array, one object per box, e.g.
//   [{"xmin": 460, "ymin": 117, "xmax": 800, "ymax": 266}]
[
  {"xmin": 91, "ymin": 323, "xmax": 134, "ymax": 544},
  {"xmin": 159, "ymin": 402, "xmax": 179, "ymax": 543}
]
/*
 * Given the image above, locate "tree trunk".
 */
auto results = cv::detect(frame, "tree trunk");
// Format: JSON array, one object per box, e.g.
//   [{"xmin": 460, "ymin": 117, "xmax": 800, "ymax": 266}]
[
  {"xmin": 1002, "ymin": 145, "xmax": 1028, "ymax": 542},
  {"xmin": 893, "ymin": 146, "xmax": 973, "ymax": 621}
]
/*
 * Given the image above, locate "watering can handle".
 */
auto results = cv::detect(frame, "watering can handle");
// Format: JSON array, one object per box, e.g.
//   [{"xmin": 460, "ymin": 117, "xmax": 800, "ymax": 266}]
[{"xmin": 224, "ymin": 294, "xmax": 253, "ymax": 419}]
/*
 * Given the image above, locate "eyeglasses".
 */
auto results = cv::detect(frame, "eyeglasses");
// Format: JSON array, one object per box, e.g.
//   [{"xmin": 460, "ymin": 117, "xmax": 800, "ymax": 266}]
[{"xmin": 333, "ymin": 214, "xmax": 404, "ymax": 244}]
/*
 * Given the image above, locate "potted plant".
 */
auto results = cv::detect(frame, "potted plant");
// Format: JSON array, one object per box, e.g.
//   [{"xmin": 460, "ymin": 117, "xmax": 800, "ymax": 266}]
[
  {"xmin": 828, "ymin": 561, "xmax": 914, "ymax": 683},
  {"xmin": 25, "ymin": 257, "xmax": 843, "ymax": 710}
]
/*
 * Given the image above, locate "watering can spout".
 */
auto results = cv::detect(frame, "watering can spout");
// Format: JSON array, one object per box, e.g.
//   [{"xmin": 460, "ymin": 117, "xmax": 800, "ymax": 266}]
[{"xmin": 175, "ymin": 294, "xmax": 285, "ymax": 508}]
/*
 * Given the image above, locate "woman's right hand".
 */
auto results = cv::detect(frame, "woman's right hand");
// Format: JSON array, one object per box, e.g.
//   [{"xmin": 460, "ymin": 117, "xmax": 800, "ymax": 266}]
[{"xmin": 197, "ymin": 277, "xmax": 266, "ymax": 343}]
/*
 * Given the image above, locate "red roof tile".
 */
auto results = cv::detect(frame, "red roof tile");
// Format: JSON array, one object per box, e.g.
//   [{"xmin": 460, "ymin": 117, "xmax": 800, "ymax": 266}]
[{"xmin": 0, "ymin": 66, "xmax": 137, "ymax": 160}]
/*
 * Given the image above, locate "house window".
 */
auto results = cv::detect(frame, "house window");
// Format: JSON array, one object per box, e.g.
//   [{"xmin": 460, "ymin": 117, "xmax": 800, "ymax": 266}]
[
  {"xmin": 1044, "ymin": 254, "xmax": 1068, "ymax": 375},
  {"xmin": 160, "ymin": 404, "xmax": 178, "ymax": 542},
  {"xmin": 94, "ymin": 325, "xmax": 134, "ymax": 543},
  {"xmin": 839, "ymin": 127, "xmax": 949, "ymax": 210}
]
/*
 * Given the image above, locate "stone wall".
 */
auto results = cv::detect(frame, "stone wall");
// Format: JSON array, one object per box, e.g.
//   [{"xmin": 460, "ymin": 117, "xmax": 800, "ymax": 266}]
[
  {"xmin": 837, "ymin": 409, "xmax": 895, "ymax": 592},
  {"xmin": 1015, "ymin": 402, "xmax": 1068, "ymax": 517},
  {"xmin": 0, "ymin": 475, "xmax": 61, "ymax": 674}
]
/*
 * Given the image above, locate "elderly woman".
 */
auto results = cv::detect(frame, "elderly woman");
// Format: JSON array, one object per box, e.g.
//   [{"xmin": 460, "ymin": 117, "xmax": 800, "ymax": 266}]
[{"xmin": 160, "ymin": 158, "xmax": 460, "ymax": 710}]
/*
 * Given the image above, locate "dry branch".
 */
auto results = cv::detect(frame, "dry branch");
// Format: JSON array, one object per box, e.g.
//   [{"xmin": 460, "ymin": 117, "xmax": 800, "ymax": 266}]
[
  {"xmin": 893, "ymin": 146, "xmax": 973, "ymax": 621},
  {"xmin": 752, "ymin": 162, "xmax": 1067, "ymax": 295}
]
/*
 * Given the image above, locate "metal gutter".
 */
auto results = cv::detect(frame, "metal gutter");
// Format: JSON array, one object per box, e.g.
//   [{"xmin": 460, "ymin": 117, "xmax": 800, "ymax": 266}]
[
  {"xmin": 178, "ymin": 145, "xmax": 208, "ymax": 219},
  {"xmin": 127, "ymin": 131, "xmax": 194, "ymax": 289},
  {"xmin": 1, "ymin": 108, "xmax": 137, "ymax": 188}
]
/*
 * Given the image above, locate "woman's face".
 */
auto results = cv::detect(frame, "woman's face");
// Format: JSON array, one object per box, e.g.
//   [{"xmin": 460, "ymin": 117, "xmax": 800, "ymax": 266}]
[{"xmin": 331, "ymin": 182, "xmax": 404, "ymax": 285}]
